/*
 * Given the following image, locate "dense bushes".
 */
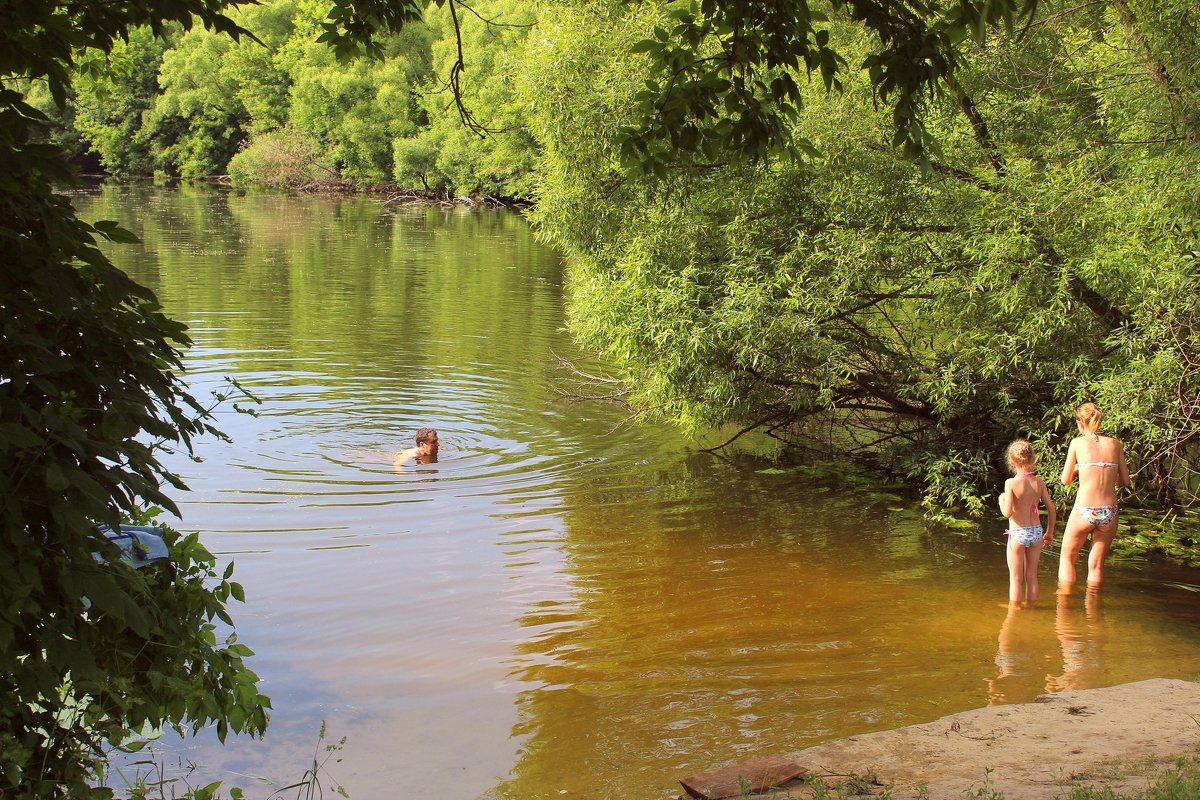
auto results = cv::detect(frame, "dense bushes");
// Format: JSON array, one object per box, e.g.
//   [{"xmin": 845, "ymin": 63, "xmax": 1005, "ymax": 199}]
[
  {"xmin": 390, "ymin": 0, "xmax": 538, "ymax": 198},
  {"xmin": 55, "ymin": 0, "xmax": 537, "ymax": 196},
  {"xmin": 522, "ymin": 1, "xmax": 1200, "ymax": 512},
  {"xmin": 227, "ymin": 127, "xmax": 327, "ymax": 189}
]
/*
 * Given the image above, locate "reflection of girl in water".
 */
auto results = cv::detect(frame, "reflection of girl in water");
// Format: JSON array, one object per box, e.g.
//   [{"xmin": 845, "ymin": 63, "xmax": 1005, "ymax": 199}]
[
  {"xmin": 997, "ymin": 440, "xmax": 1057, "ymax": 607},
  {"xmin": 987, "ymin": 603, "xmax": 1025, "ymax": 706},
  {"xmin": 987, "ymin": 602, "xmax": 1057, "ymax": 706},
  {"xmin": 1046, "ymin": 587, "xmax": 1106, "ymax": 693}
]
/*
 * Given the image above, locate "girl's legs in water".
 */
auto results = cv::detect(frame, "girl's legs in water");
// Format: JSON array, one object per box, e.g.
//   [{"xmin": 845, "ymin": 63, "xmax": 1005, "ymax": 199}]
[
  {"xmin": 1006, "ymin": 536, "xmax": 1027, "ymax": 605},
  {"xmin": 1059, "ymin": 511, "xmax": 1117, "ymax": 589},
  {"xmin": 1086, "ymin": 515, "xmax": 1118, "ymax": 587},
  {"xmin": 1007, "ymin": 537, "xmax": 1043, "ymax": 605},
  {"xmin": 1022, "ymin": 540, "xmax": 1043, "ymax": 605},
  {"xmin": 1058, "ymin": 512, "xmax": 1091, "ymax": 587}
]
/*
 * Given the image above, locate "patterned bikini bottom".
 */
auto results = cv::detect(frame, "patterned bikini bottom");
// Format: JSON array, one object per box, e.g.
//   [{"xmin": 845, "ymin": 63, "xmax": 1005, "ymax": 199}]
[
  {"xmin": 1074, "ymin": 505, "xmax": 1117, "ymax": 528},
  {"xmin": 1006, "ymin": 524, "xmax": 1044, "ymax": 548}
]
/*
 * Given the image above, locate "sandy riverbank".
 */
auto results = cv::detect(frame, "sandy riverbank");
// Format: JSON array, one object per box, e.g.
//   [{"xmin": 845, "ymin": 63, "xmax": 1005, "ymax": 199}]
[{"xmin": 682, "ymin": 678, "xmax": 1200, "ymax": 799}]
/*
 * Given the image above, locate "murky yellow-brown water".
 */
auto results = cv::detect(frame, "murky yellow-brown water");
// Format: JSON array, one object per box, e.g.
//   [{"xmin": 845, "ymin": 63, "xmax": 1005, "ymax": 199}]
[{"xmin": 76, "ymin": 184, "xmax": 1200, "ymax": 799}]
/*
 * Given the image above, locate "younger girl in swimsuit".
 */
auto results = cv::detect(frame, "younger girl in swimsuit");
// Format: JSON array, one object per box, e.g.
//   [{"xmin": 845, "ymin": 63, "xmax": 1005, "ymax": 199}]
[
  {"xmin": 1058, "ymin": 403, "xmax": 1129, "ymax": 589},
  {"xmin": 998, "ymin": 440, "xmax": 1056, "ymax": 606}
]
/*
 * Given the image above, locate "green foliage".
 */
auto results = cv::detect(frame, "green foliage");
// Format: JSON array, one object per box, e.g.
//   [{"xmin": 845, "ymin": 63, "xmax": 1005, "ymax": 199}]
[
  {"xmin": 281, "ymin": 7, "xmax": 432, "ymax": 183},
  {"xmin": 140, "ymin": 0, "xmax": 438, "ymax": 183},
  {"xmin": 524, "ymin": 1, "xmax": 1200, "ymax": 512},
  {"xmin": 227, "ymin": 0, "xmax": 304, "ymax": 135},
  {"xmin": 0, "ymin": 0, "xmax": 255, "ymax": 109},
  {"xmin": 0, "ymin": 0, "xmax": 418, "ymax": 794},
  {"xmin": 0, "ymin": 80, "xmax": 270, "ymax": 794},
  {"xmin": 393, "ymin": 0, "xmax": 539, "ymax": 198},
  {"xmin": 38, "ymin": 0, "xmax": 539, "ymax": 194},
  {"xmin": 316, "ymin": 0, "xmax": 426, "ymax": 59},
  {"xmin": 142, "ymin": 1, "xmax": 300, "ymax": 178},
  {"xmin": 40, "ymin": 0, "xmax": 1073, "ymax": 191},
  {"xmin": 227, "ymin": 127, "xmax": 328, "ymax": 189},
  {"xmin": 71, "ymin": 26, "xmax": 174, "ymax": 175},
  {"xmin": 147, "ymin": 30, "xmax": 247, "ymax": 178},
  {"xmin": 618, "ymin": 0, "xmax": 1040, "ymax": 171},
  {"xmin": 391, "ymin": 134, "xmax": 441, "ymax": 191}
]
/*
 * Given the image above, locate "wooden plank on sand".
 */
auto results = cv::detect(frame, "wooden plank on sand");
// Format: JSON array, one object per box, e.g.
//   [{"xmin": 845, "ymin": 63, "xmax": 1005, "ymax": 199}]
[{"xmin": 680, "ymin": 756, "xmax": 808, "ymax": 799}]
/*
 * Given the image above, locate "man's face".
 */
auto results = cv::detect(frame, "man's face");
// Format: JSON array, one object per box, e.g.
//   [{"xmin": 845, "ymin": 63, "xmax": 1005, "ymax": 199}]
[{"xmin": 417, "ymin": 434, "xmax": 439, "ymax": 459}]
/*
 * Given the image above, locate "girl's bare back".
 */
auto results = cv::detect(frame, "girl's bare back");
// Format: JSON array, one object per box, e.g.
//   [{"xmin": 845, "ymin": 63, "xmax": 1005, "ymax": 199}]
[
  {"xmin": 1064, "ymin": 434, "xmax": 1127, "ymax": 506},
  {"xmin": 1003, "ymin": 475, "xmax": 1045, "ymax": 528}
]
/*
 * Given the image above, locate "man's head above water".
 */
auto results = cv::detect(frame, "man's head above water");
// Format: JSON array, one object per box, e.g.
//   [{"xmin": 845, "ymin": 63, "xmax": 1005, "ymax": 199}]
[{"xmin": 414, "ymin": 428, "xmax": 439, "ymax": 463}]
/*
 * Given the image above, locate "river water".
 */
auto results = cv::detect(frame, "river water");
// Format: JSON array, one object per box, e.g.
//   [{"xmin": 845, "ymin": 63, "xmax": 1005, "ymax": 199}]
[{"xmin": 75, "ymin": 184, "xmax": 1200, "ymax": 799}]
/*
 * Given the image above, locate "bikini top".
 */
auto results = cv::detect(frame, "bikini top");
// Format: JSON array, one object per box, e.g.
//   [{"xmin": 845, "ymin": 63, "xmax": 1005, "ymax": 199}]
[
  {"xmin": 1078, "ymin": 434, "xmax": 1118, "ymax": 469},
  {"xmin": 1020, "ymin": 471, "xmax": 1039, "ymax": 515}
]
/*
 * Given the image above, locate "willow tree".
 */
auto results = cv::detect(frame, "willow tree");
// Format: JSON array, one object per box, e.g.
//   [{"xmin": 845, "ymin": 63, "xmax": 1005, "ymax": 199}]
[{"xmin": 522, "ymin": 1, "xmax": 1200, "ymax": 512}]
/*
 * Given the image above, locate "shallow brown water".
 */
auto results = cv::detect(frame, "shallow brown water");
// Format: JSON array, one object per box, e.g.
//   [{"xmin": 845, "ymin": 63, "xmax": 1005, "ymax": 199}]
[{"xmin": 75, "ymin": 184, "xmax": 1200, "ymax": 799}]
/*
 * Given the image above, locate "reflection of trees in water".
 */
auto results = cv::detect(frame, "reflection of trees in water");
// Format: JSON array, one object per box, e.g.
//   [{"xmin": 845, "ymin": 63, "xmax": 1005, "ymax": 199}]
[{"xmin": 80, "ymin": 184, "xmax": 565, "ymax": 384}]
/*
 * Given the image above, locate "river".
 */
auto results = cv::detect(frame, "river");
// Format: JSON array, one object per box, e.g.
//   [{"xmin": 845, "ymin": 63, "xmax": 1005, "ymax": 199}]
[{"xmin": 74, "ymin": 183, "xmax": 1200, "ymax": 799}]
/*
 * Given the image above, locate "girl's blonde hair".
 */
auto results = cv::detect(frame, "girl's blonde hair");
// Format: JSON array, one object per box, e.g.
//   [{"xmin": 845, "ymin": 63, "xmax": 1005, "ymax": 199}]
[
  {"xmin": 1007, "ymin": 439, "xmax": 1036, "ymax": 471},
  {"xmin": 1075, "ymin": 402, "xmax": 1102, "ymax": 435}
]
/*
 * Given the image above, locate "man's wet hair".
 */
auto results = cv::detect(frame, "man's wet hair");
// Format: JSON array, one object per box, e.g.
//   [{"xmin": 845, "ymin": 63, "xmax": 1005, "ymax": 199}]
[{"xmin": 416, "ymin": 428, "xmax": 438, "ymax": 445}]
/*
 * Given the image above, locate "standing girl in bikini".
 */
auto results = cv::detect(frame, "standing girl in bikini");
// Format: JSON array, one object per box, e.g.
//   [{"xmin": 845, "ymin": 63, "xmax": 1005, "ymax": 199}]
[
  {"xmin": 998, "ymin": 440, "xmax": 1056, "ymax": 606},
  {"xmin": 1058, "ymin": 403, "xmax": 1129, "ymax": 589}
]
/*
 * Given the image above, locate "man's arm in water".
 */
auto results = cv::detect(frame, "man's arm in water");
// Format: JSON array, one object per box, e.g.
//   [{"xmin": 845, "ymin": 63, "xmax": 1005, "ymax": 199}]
[{"xmin": 392, "ymin": 447, "xmax": 418, "ymax": 468}]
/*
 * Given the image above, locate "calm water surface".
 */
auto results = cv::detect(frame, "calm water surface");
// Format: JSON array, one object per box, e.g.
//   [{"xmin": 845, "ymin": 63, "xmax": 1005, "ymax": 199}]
[{"xmin": 75, "ymin": 184, "xmax": 1200, "ymax": 799}]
